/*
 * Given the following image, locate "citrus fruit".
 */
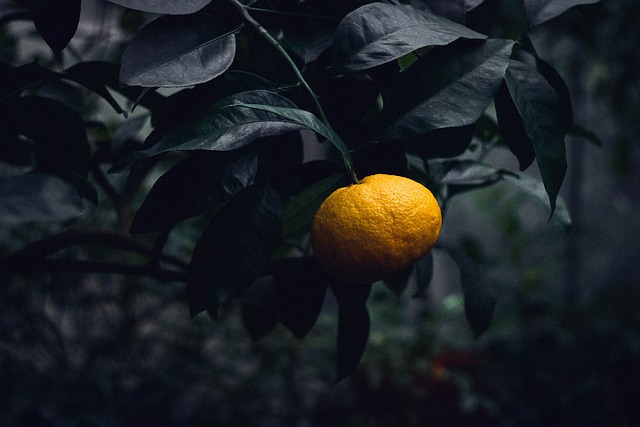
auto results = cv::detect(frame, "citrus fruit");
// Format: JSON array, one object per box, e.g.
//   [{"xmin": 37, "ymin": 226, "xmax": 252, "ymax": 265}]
[{"xmin": 311, "ymin": 174, "xmax": 442, "ymax": 285}]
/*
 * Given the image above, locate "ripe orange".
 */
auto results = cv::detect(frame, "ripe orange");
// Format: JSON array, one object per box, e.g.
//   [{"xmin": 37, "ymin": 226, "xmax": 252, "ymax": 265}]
[{"xmin": 311, "ymin": 174, "xmax": 442, "ymax": 285}]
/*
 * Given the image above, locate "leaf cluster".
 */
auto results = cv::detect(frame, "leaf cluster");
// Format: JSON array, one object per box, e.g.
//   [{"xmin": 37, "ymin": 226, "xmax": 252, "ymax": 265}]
[{"xmin": 0, "ymin": 0, "xmax": 601, "ymax": 379}]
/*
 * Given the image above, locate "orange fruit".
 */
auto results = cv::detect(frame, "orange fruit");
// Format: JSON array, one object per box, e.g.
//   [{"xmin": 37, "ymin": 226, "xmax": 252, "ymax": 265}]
[{"xmin": 311, "ymin": 174, "xmax": 442, "ymax": 285}]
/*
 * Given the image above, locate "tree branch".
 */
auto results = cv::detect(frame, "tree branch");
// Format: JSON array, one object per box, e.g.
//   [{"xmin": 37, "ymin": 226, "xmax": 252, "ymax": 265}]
[
  {"xmin": 0, "ymin": 257, "xmax": 186, "ymax": 283},
  {"xmin": 7, "ymin": 229, "xmax": 189, "ymax": 270}
]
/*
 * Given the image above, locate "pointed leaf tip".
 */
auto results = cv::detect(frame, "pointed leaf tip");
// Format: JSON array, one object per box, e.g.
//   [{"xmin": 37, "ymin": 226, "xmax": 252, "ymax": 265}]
[{"xmin": 332, "ymin": 284, "xmax": 372, "ymax": 382}]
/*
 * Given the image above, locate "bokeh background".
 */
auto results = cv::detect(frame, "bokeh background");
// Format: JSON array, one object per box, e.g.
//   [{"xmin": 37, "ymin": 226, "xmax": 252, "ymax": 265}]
[{"xmin": 1, "ymin": 0, "xmax": 639, "ymax": 425}]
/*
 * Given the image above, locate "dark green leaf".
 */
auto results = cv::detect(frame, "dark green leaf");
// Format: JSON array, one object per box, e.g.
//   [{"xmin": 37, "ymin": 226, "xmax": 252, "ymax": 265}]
[
  {"xmin": 120, "ymin": 13, "xmax": 239, "ymax": 87},
  {"xmin": 503, "ymin": 53, "xmax": 570, "ymax": 214},
  {"xmin": 333, "ymin": 3, "xmax": 486, "ymax": 74},
  {"xmin": 146, "ymin": 71, "xmax": 277, "ymax": 136},
  {"xmin": 383, "ymin": 265, "xmax": 414, "ymax": 297},
  {"xmin": 64, "ymin": 62, "xmax": 125, "ymax": 115},
  {"xmin": 5, "ymin": 96, "xmax": 90, "ymax": 175},
  {"xmin": 438, "ymin": 159, "xmax": 506, "ymax": 187},
  {"xmin": 0, "ymin": 61, "xmax": 59, "ymax": 100},
  {"xmin": 0, "ymin": 96, "xmax": 94, "ymax": 202},
  {"xmin": 241, "ymin": 302, "xmax": 278, "ymax": 341},
  {"xmin": 124, "ymin": 91, "xmax": 308, "ymax": 166},
  {"xmin": 495, "ymin": 81, "xmax": 536, "ymax": 170},
  {"xmin": 187, "ymin": 184, "xmax": 284, "ymax": 316},
  {"xmin": 408, "ymin": 124, "xmax": 475, "ymax": 160},
  {"xmin": 273, "ymin": 257, "xmax": 329, "ymax": 339},
  {"xmin": 225, "ymin": 103, "xmax": 354, "ymax": 175},
  {"xmin": 428, "ymin": 158, "xmax": 510, "ymax": 197},
  {"xmin": 445, "ymin": 246, "xmax": 496, "ymax": 339},
  {"xmin": 27, "ymin": 0, "xmax": 80, "ymax": 53},
  {"xmin": 130, "ymin": 149, "xmax": 258, "ymax": 233},
  {"xmin": 105, "ymin": 0, "xmax": 211, "ymax": 14},
  {"xmin": 413, "ymin": 252, "xmax": 434, "ymax": 298},
  {"xmin": 378, "ymin": 39, "xmax": 514, "ymax": 141},
  {"xmin": 285, "ymin": 27, "xmax": 335, "ymax": 65},
  {"xmin": 332, "ymin": 283, "xmax": 372, "ymax": 383},
  {"xmin": 524, "ymin": 0, "xmax": 601, "ymax": 26},
  {"xmin": 283, "ymin": 172, "xmax": 345, "ymax": 237},
  {"xmin": 0, "ymin": 172, "xmax": 86, "ymax": 223},
  {"xmin": 465, "ymin": 0, "xmax": 488, "ymax": 12},
  {"xmin": 533, "ymin": 53, "xmax": 574, "ymax": 126},
  {"xmin": 503, "ymin": 172, "xmax": 572, "ymax": 233}
]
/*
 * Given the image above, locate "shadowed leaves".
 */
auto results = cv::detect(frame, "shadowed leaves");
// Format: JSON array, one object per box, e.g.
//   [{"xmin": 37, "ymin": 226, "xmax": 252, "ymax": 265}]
[{"xmin": 187, "ymin": 184, "xmax": 283, "ymax": 316}]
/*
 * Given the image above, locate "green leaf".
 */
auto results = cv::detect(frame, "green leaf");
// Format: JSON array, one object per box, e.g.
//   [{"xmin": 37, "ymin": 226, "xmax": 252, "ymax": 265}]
[
  {"xmin": 64, "ymin": 62, "xmax": 125, "ymax": 115},
  {"xmin": 524, "ymin": 0, "xmax": 601, "ymax": 26},
  {"xmin": 147, "ymin": 70, "xmax": 277, "ymax": 134},
  {"xmin": 383, "ymin": 264, "xmax": 414, "ymax": 298},
  {"xmin": 332, "ymin": 283, "xmax": 371, "ymax": 383},
  {"xmin": 413, "ymin": 252, "xmax": 434, "ymax": 298},
  {"xmin": 273, "ymin": 257, "xmax": 329, "ymax": 339},
  {"xmin": 120, "ymin": 13, "xmax": 239, "ymax": 87},
  {"xmin": 437, "ymin": 159, "xmax": 510, "ymax": 194},
  {"xmin": 495, "ymin": 80, "xmax": 536, "ymax": 170},
  {"xmin": 0, "ymin": 95, "xmax": 96, "ymax": 202},
  {"xmin": 130, "ymin": 149, "xmax": 258, "ymax": 233},
  {"xmin": 225, "ymin": 102, "xmax": 355, "ymax": 178},
  {"xmin": 444, "ymin": 246, "xmax": 496, "ymax": 339},
  {"xmin": 0, "ymin": 61, "xmax": 59, "ymax": 100},
  {"xmin": 285, "ymin": 27, "xmax": 335, "ymax": 65},
  {"xmin": 378, "ymin": 39, "xmax": 514, "ymax": 141},
  {"xmin": 186, "ymin": 184, "xmax": 284, "ymax": 317},
  {"xmin": 465, "ymin": 0, "xmax": 489, "ymax": 12},
  {"xmin": 241, "ymin": 302, "xmax": 278, "ymax": 341},
  {"xmin": 503, "ymin": 53, "xmax": 571, "ymax": 214},
  {"xmin": 503, "ymin": 172, "xmax": 572, "ymax": 233},
  {"xmin": 27, "ymin": 0, "xmax": 81, "ymax": 53},
  {"xmin": 533, "ymin": 53, "xmax": 574, "ymax": 127},
  {"xmin": 104, "ymin": 0, "xmax": 211, "ymax": 14},
  {"xmin": 333, "ymin": 3, "xmax": 486, "ymax": 74},
  {"xmin": 114, "ymin": 90, "xmax": 308, "ymax": 170},
  {"xmin": 283, "ymin": 172, "xmax": 346, "ymax": 237},
  {"xmin": 407, "ymin": 124, "xmax": 475, "ymax": 160},
  {"xmin": 2, "ymin": 96, "xmax": 91, "ymax": 176}
]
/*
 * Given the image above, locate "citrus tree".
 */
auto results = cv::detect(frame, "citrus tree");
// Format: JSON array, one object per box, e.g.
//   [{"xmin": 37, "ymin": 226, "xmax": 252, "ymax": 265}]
[{"xmin": 0, "ymin": 0, "xmax": 599, "ymax": 380}]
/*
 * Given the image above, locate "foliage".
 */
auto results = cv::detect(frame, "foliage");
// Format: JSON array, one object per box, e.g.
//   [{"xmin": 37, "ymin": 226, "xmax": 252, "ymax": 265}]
[{"xmin": 0, "ymin": 0, "xmax": 600, "ymax": 382}]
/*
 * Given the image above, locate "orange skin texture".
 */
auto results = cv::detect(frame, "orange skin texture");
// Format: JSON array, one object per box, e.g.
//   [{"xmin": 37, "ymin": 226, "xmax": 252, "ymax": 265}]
[{"xmin": 311, "ymin": 174, "xmax": 442, "ymax": 285}]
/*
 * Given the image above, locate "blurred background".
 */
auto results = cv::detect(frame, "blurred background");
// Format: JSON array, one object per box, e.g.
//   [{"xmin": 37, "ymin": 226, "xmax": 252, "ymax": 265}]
[{"xmin": 1, "ymin": 0, "xmax": 639, "ymax": 425}]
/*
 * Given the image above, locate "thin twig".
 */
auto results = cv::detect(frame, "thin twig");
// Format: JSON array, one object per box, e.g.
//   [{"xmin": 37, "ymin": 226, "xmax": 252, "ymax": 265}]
[
  {"xmin": 226, "ymin": 0, "xmax": 359, "ymax": 184},
  {"xmin": 226, "ymin": 0, "xmax": 330, "ymax": 126}
]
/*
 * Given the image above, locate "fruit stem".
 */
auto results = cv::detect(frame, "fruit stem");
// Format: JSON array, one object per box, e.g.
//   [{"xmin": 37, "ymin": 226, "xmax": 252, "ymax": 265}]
[{"xmin": 349, "ymin": 166, "xmax": 360, "ymax": 184}]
